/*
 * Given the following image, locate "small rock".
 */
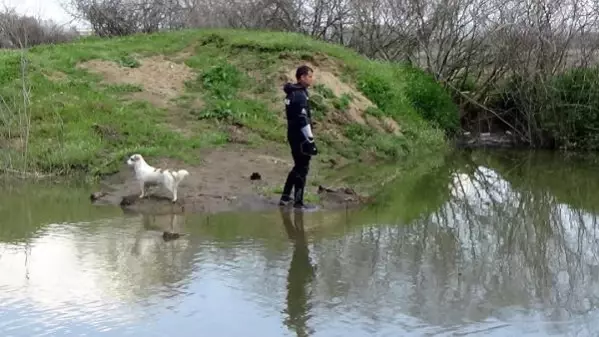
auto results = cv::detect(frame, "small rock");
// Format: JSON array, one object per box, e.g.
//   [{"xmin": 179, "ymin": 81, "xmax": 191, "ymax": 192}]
[
  {"xmin": 250, "ymin": 172, "xmax": 262, "ymax": 180},
  {"xmin": 120, "ymin": 195, "xmax": 136, "ymax": 206},
  {"xmin": 90, "ymin": 191, "xmax": 106, "ymax": 202},
  {"xmin": 343, "ymin": 187, "xmax": 356, "ymax": 195},
  {"xmin": 162, "ymin": 231, "xmax": 182, "ymax": 242},
  {"xmin": 318, "ymin": 185, "xmax": 334, "ymax": 193}
]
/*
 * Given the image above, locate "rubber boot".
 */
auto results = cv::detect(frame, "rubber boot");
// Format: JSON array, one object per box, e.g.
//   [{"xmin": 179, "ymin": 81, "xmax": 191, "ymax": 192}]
[{"xmin": 279, "ymin": 170, "xmax": 296, "ymax": 206}]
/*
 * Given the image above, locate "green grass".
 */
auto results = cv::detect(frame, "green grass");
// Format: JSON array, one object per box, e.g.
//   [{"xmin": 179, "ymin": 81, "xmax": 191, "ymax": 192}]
[{"xmin": 0, "ymin": 28, "xmax": 458, "ymax": 179}]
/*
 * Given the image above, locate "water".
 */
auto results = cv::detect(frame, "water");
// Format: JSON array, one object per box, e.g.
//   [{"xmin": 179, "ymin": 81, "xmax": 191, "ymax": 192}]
[{"xmin": 2, "ymin": 150, "xmax": 599, "ymax": 336}]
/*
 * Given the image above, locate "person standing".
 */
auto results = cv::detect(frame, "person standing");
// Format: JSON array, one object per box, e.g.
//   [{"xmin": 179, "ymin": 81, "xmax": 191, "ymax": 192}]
[{"xmin": 279, "ymin": 65, "xmax": 318, "ymax": 210}]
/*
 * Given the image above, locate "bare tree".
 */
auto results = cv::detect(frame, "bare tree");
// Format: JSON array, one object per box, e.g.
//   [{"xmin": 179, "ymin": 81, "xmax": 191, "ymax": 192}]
[
  {"xmin": 0, "ymin": 7, "xmax": 78, "ymax": 48},
  {"xmin": 66, "ymin": 0, "xmax": 188, "ymax": 37}
]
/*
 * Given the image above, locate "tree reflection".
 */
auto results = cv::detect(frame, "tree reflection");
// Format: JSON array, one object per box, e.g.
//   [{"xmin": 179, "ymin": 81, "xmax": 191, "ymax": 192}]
[
  {"xmin": 5, "ymin": 150, "xmax": 599, "ymax": 335},
  {"xmin": 280, "ymin": 208, "xmax": 316, "ymax": 337},
  {"xmin": 309, "ymin": 151, "xmax": 599, "ymax": 335}
]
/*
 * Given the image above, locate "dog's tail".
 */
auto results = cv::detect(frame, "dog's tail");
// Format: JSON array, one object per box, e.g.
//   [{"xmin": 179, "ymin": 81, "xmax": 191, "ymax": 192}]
[{"xmin": 172, "ymin": 169, "xmax": 190, "ymax": 183}]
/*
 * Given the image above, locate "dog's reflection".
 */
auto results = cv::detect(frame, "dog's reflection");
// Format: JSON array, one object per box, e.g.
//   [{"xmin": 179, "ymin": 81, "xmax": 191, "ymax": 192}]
[
  {"xmin": 280, "ymin": 208, "xmax": 316, "ymax": 337},
  {"xmin": 140, "ymin": 212, "xmax": 185, "ymax": 234},
  {"xmin": 129, "ymin": 213, "xmax": 186, "ymax": 257}
]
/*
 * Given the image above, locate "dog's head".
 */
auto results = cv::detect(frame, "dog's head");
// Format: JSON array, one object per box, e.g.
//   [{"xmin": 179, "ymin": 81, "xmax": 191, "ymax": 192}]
[{"xmin": 126, "ymin": 154, "xmax": 144, "ymax": 167}]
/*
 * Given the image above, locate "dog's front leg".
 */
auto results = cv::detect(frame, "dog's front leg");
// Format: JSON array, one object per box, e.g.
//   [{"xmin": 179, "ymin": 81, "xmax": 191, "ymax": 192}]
[
  {"xmin": 139, "ymin": 180, "xmax": 146, "ymax": 199},
  {"xmin": 171, "ymin": 184, "xmax": 178, "ymax": 203}
]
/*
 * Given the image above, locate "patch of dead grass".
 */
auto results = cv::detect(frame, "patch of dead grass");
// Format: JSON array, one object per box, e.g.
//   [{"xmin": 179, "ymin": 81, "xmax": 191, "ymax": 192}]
[{"xmin": 42, "ymin": 70, "xmax": 68, "ymax": 82}]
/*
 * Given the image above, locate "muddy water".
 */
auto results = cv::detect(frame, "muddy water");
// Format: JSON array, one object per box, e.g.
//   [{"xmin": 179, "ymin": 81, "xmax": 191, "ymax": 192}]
[{"xmin": 2, "ymin": 150, "xmax": 599, "ymax": 337}]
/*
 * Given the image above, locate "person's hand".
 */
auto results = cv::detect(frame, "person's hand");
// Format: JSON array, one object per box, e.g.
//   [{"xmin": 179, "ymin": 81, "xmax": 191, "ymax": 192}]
[{"xmin": 301, "ymin": 138, "xmax": 318, "ymax": 156}]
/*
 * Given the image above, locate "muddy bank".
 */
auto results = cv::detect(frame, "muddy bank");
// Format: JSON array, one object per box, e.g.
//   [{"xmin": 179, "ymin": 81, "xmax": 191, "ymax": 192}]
[
  {"xmin": 91, "ymin": 147, "xmax": 371, "ymax": 215},
  {"xmin": 92, "ymin": 188, "xmax": 366, "ymax": 215}
]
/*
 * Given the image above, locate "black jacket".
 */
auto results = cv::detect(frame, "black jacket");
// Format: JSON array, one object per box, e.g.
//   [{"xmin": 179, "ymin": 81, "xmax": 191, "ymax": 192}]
[{"xmin": 283, "ymin": 82, "xmax": 312, "ymax": 141}]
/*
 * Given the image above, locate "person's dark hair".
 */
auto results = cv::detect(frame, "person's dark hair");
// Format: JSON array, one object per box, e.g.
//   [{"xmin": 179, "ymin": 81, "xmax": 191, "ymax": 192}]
[{"xmin": 295, "ymin": 65, "xmax": 313, "ymax": 81}]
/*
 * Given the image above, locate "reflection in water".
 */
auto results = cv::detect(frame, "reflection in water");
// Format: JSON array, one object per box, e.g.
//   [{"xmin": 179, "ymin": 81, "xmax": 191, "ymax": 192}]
[
  {"xmin": 432, "ymin": 164, "xmax": 599, "ymax": 333},
  {"xmin": 140, "ymin": 212, "xmax": 186, "ymax": 233},
  {"xmin": 3, "ymin": 151, "xmax": 599, "ymax": 336},
  {"xmin": 316, "ymin": 153, "xmax": 599, "ymax": 336},
  {"xmin": 280, "ymin": 209, "xmax": 316, "ymax": 337}
]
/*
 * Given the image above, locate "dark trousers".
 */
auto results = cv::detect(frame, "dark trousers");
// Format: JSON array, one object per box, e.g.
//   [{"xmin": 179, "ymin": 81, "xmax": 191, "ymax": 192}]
[{"xmin": 281, "ymin": 136, "xmax": 311, "ymax": 204}]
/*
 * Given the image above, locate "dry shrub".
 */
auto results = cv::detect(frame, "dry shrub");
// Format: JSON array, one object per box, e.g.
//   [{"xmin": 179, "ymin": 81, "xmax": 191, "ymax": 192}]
[{"xmin": 0, "ymin": 8, "xmax": 79, "ymax": 48}]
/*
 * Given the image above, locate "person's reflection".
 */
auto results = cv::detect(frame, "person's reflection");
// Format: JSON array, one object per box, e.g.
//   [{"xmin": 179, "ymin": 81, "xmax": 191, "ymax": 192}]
[{"xmin": 280, "ymin": 208, "xmax": 316, "ymax": 337}]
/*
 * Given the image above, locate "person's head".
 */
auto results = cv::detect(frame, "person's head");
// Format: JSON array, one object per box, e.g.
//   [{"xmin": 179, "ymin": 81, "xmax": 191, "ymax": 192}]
[{"xmin": 295, "ymin": 65, "xmax": 314, "ymax": 87}]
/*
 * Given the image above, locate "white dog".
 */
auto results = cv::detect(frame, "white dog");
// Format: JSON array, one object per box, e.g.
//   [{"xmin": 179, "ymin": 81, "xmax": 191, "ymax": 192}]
[{"xmin": 126, "ymin": 154, "xmax": 190, "ymax": 203}]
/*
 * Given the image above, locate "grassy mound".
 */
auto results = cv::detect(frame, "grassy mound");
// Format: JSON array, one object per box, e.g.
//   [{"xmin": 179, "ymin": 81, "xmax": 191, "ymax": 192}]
[{"xmin": 0, "ymin": 28, "xmax": 458, "ymax": 178}]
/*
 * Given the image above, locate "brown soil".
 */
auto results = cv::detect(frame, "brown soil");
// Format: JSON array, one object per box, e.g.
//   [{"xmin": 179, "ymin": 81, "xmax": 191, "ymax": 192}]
[
  {"xmin": 382, "ymin": 116, "xmax": 402, "ymax": 135},
  {"xmin": 172, "ymin": 43, "xmax": 198, "ymax": 63},
  {"xmin": 78, "ymin": 54, "xmax": 202, "ymax": 136},
  {"xmin": 78, "ymin": 55, "xmax": 196, "ymax": 109},
  {"xmin": 1, "ymin": 137, "xmax": 25, "ymax": 151},
  {"xmin": 43, "ymin": 70, "xmax": 68, "ymax": 82},
  {"xmin": 92, "ymin": 145, "xmax": 369, "ymax": 215}
]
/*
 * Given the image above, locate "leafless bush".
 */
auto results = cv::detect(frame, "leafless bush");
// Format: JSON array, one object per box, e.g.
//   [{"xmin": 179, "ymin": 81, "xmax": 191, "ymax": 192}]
[
  {"xmin": 172, "ymin": 0, "xmax": 599, "ymax": 85},
  {"xmin": 0, "ymin": 8, "xmax": 79, "ymax": 48},
  {"xmin": 67, "ymin": 0, "xmax": 189, "ymax": 37}
]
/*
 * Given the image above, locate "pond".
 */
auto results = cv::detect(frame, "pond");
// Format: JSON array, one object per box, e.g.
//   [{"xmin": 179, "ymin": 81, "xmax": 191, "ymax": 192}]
[{"xmin": 1, "ymin": 149, "xmax": 599, "ymax": 336}]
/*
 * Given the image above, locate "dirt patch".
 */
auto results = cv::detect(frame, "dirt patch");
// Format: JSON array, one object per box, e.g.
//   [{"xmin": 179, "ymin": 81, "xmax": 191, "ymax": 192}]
[
  {"xmin": 172, "ymin": 43, "xmax": 198, "ymax": 63},
  {"xmin": 1, "ymin": 137, "xmax": 25, "ymax": 151},
  {"xmin": 279, "ymin": 52, "xmax": 340, "ymax": 73},
  {"xmin": 78, "ymin": 55, "xmax": 196, "ymax": 109},
  {"xmin": 317, "ymin": 185, "xmax": 374, "ymax": 207},
  {"xmin": 91, "ymin": 146, "xmax": 370, "ymax": 215},
  {"xmin": 382, "ymin": 117, "xmax": 402, "ymax": 135},
  {"xmin": 128, "ymin": 91, "xmax": 172, "ymax": 109},
  {"xmin": 226, "ymin": 124, "xmax": 251, "ymax": 144},
  {"xmin": 42, "ymin": 70, "xmax": 68, "ymax": 82},
  {"xmin": 364, "ymin": 114, "xmax": 386, "ymax": 133},
  {"xmin": 79, "ymin": 55, "xmax": 202, "ymax": 136}
]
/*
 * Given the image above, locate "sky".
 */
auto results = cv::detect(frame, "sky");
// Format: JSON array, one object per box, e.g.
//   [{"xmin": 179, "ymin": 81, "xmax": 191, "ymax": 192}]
[{"xmin": 2, "ymin": 0, "xmax": 89, "ymax": 29}]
